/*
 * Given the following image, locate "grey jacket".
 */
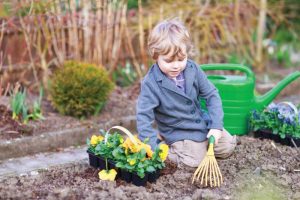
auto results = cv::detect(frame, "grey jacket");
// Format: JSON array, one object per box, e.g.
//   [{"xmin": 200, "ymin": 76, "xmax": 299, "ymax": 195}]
[{"xmin": 136, "ymin": 59, "xmax": 223, "ymax": 149}]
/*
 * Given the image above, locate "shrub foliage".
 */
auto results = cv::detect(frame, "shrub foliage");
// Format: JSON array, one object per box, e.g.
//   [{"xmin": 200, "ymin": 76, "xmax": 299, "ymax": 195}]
[{"xmin": 49, "ymin": 61, "xmax": 114, "ymax": 118}]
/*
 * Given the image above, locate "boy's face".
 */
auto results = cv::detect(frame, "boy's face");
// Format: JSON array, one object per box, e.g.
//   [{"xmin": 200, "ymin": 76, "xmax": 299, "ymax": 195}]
[{"xmin": 157, "ymin": 48, "xmax": 187, "ymax": 78}]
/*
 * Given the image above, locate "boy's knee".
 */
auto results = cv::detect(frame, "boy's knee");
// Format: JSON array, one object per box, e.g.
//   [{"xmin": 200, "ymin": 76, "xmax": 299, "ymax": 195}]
[{"xmin": 215, "ymin": 135, "xmax": 237, "ymax": 159}]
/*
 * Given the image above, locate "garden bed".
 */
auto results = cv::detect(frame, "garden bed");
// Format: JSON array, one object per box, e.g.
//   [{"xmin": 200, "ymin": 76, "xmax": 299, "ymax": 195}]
[
  {"xmin": 0, "ymin": 84, "xmax": 139, "ymax": 141},
  {"xmin": 0, "ymin": 85, "xmax": 139, "ymax": 160},
  {"xmin": 0, "ymin": 136, "xmax": 299, "ymax": 199}
]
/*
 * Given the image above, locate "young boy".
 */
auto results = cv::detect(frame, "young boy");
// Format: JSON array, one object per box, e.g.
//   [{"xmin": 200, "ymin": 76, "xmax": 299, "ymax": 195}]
[{"xmin": 136, "ymin": 18, "xmax": 236, "ymax": 167}]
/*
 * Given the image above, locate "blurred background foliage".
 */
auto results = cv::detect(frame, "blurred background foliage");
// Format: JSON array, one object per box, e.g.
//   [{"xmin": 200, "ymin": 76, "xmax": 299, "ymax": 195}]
[{"xmin": 0, "ymin": 0, "xmax": 299, "ymax": 91}]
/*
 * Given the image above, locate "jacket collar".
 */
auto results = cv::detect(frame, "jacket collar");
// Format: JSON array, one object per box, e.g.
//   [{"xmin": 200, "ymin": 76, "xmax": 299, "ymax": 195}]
[{"xmin": 153, "ymin": 60, "xmax": 195, "ymax": 99}]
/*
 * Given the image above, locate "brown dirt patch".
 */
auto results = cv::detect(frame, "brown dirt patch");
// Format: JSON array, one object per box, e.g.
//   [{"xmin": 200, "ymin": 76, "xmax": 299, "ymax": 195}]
[
  {"xmin": 0, "ymin": 105, "xmax": 33, "ymax": 140},
  {"xmin": 0, "ymin": 83, "xmax": 140, "ymax": 141},
  {"xmin": 0, "ymin": 137, "xmax": 299, "ymax": 200}
]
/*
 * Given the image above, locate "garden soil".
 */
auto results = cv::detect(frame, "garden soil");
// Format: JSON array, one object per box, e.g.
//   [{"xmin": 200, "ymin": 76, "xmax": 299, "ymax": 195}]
[
  {"xmin": 0, "ymin": 84, "xmax": 139, "ymax": 140},
  {"xmin": 0, "ymin": 137, "xmax": 299, "ymax": 200}
]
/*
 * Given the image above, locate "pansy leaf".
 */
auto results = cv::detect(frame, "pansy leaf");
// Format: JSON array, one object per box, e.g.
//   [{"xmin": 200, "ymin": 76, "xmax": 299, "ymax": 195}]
[{"xmin": 146, "ymin": 166, "xmax": 156, "ymax": 173}]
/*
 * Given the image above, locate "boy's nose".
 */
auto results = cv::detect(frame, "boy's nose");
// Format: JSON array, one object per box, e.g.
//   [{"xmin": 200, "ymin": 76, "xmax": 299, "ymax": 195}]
[{"xmin": 173, "ymin": 62, "xmax": 180, "ymax": 70}]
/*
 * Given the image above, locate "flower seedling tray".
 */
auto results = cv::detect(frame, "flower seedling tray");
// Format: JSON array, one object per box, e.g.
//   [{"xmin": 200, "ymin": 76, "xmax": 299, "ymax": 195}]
[
  {"xmin": 87, "ymin": 151, "xmax": 99, "ymax": 168},
  {"xmin": 147, "ymin": 170, "xmax": 160, "ymax": 183},
  {"xmin": 120, "ymin": 169, "xmax": 132, "ymax": 183},
  {"xmin": 87, "ymin": 151, "xmax": 160, "ymax": 186},
  {"xmin": 87, "ymin": 150, "xmax": 106, "ymax": 169},
  {"xmin": 254, "ymin": 130, "xmax": 300, "ymax": 148},
  {"xmin": 132, "ymin": 172, "xmax": 148, "ymax": 186}
]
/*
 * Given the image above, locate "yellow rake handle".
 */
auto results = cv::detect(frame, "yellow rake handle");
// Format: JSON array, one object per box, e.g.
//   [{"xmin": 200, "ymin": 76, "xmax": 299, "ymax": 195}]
[
  {"xmin": 208, "ymin": 135, "xmax": 215, "ymax": 144},
  {"xmin": 191, "ymin": 135, "xmax": 223, "ymax": 187}
]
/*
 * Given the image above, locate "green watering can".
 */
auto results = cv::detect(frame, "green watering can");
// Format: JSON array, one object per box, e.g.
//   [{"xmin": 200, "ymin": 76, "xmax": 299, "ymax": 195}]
[{"xmin": 200, "ymin": 64, "xmax": 300, "ymax": 136}]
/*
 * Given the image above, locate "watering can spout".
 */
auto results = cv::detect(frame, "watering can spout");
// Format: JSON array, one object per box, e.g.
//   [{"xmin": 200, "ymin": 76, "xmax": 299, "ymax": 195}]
[{"xmin": 255, "ymin": 71, "xmax": 300, "ymax": 109}]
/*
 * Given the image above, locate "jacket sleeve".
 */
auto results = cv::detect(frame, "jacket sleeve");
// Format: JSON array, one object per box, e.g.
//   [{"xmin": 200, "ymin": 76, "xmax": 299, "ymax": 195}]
[
  {"xmin": 196, "ymin": 65, "xmax": 224, "ymax": 130},
  {"xmin": 136, "ymin": 80, "xmax": 160, "ymax": 150}
]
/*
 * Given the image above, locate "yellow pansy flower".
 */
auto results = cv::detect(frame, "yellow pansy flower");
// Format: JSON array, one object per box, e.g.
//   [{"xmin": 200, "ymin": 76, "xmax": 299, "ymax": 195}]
[
  {"xmin": 121, "ymin": 136, "xmax": 154, "ymax": 157},
  {"xmin": 129, "ymin": 159, "xmax": 136, "ymax": 166},
  {"xmin": 97, "ymin": 135, "xmax": 104, "ymax": 142},
  {"xmin": 98, "ymin": 169, "xmax": 117, "ymax": 181},
  {"xmin": 90, "ymin": 135, "xmax": 104, "ymax": 146},
  {"xmin": 159, "ymin": 144, "xmax": 169, "ymax": 161},
  {"xmin": 141, "ymin": 144, "xmax": 153, "ymax": 158},
  {"xmin": 122, "ymin": 138, "xmax": 141, "ymax": 153},
  {"xmin": 90, "ymin": 135, "xmax": 99, "ymax": 146}
]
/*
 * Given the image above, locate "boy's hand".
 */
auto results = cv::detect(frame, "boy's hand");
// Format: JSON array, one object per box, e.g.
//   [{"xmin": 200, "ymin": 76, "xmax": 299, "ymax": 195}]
[
  {"xmin": 207, "ymin": 129, "xmax": 222, "ymax": 145},
  {"xmin": 157, "ymin": 133, "xmax": 164, "ymax": 141}
]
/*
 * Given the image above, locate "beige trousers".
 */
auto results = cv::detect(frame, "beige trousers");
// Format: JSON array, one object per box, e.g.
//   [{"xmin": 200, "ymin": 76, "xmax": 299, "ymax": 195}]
[{"xmin": 167, "ymin": 130, "xmax": 237, "ymax": 167}]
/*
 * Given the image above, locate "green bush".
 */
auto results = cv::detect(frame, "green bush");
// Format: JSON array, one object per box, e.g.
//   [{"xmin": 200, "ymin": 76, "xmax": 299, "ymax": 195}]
[{"xmin": 49, "ymin": 61, "xmax": 114, "ymax": 118}]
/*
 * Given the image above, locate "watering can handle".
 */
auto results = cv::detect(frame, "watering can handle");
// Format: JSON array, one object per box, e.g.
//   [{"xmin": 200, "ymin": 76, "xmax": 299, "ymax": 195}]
[{"xmin": 200, "ymin": 64, "xmax": 255, "ymax": 80}]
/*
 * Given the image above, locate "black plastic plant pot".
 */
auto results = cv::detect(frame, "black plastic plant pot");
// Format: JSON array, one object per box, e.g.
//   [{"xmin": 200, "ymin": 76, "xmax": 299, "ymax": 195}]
[
  {"xmin": 132, "ymin": 173, "xmax": 148, "ymax": 187},
  {"xmin": 87, "ymin": 151, "xmax": 99, "ymax": 168},
  {"xmin": 253, "ymin": 131, "xmax": 261, "ymax": 138},
  {"xmin": 291, "ymin": 137, "xmax": 300, "ymax": 148},
  {"xmin": 261, "ymin": 130, "xmax": 273, "ymax": 139},
  {"xmin": 97, "ymin": 156, "xmax": 106, "ymax": 169},
  {"xmin": 120, "ymin": 169, "xmax": 132, "ymax": 183},
  {"xmin": 254, "ymin": 130, "xmax": 300, "ymax": 148},
  {"xmin": 254, "ymin": 130, "xmax": 272, "ymax": 139},
  {"xmin": 107, "ymin": 160, "xmax": 121, "ymax": 178},
  {"xmin": 271, "ymin": 134, "xmax": 281, "ymax": 143},
  {"xmin": 108, "ymin": 159, "xmax": 117, "ymax": 169},
  {"xmin": 147, "ymin": 170, "xmax": 160, "ymax": 183},
  {"xmin": 279, "ymin": 136, "xmax": 291, "ymax": 146}
]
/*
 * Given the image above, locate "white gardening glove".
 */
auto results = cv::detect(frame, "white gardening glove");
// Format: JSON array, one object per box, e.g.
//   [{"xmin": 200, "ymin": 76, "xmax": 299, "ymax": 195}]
[{"xmin": 207, "ymin": 129, "xmax": 222, "ymax": 145}]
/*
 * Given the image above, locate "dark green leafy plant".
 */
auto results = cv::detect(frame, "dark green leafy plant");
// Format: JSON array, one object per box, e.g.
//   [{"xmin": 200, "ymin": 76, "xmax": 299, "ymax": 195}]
[
  {"xmin": 87, "ymin": 132, "xmax": 124, "ymax": 160},
  {"xmin": 113, "ymin": 139, "xmax": 168, "ymax": 178},
  {"xmin": 49, "ymin": 61, "xmax": 114, "ymax": 118},
  {"xmin": 26, "ymin": 87, "xmax": 45, "ymax": 123},
  {"xmin": 10, "ymin": 86, "xmax": 45, "ymax": 124},
  {"xmin": 10, "ymin": 89, "xmax": 27, "ymax": 121},
  {"xmin": 114, "ymin": 147, "xmax": 150, "ymax": 177},
  {"xmin": 249, "ymin": 102, "xmax": 300, "ymax": 139},
  {"xmin": 112, "ymin": 61, "xmax": 137, "ymax": 87},
  {"xmin": 87, "ymin": 129, "xmax": 169, "ymax": 179}
]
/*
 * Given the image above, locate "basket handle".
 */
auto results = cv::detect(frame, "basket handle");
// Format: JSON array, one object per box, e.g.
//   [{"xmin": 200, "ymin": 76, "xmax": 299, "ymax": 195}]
[
  {"xmin": 277, "ymin": 101, "xmax": 298, "ymax": 114},
  {"xmin": 106, "ymin": 125, "xmax": 138, "ymax": 145}
]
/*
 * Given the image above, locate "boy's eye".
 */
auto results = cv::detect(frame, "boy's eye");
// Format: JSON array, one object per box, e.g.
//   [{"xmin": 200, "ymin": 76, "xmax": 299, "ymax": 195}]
[{"xmin": 163, "ymin": 56, "xmax": 186, "ymax": 63}]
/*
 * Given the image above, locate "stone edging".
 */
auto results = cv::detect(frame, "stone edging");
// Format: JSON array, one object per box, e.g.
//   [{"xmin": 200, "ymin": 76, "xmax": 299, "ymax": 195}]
[{"xmin": 0, "ymin": 115, "xmax": 137, "ymax": 161}]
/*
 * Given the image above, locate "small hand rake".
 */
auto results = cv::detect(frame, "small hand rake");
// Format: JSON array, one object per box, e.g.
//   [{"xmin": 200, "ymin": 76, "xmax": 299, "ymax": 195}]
[{"xmin": 192, "ymin": 136, "xmax": 223, "ymax": 187}]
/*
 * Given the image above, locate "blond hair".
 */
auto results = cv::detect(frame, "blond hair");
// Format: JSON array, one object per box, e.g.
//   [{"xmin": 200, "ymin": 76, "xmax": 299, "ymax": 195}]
[{"xmin": 147, "ymin": 18, "xmax": 194, "ymax": 60}]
